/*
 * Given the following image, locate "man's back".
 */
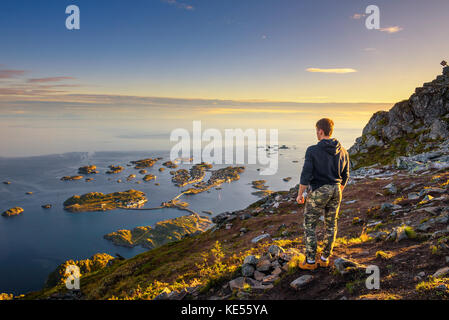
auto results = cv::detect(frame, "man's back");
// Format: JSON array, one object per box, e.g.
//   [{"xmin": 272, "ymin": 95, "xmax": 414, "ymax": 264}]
[{"xmin": 300, "ymin": 138, "xmax": 349, "ymax": 191}]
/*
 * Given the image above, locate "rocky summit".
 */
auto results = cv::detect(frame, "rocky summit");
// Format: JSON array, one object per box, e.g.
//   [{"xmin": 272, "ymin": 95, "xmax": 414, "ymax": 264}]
[{"xmin": 349, "ymin": 66, "xmax": 449, "ymax": 169}]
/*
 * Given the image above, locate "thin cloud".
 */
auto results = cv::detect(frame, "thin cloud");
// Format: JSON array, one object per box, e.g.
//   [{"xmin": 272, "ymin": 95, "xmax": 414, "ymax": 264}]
[
  {"xmin": 27, "ymin": 76, "xmax": 75, "ymax": 83},
  {"xmin": 379, "ymin": 26, "xmax": 403, "ymax": 33},
  {"xmin": 162, "ymin": 0, "xmax": 194, "ymax": 11},
  {"xmin": 351, "ymin": 13, "xmax": 365, "ymax": 20},
  {"xmin": 0, "ymin": 69, "xmax": 26, "ymax": 79},
  {"xmin": 306, "ymin": 68, "xmax": 357, "ymax": 74}
]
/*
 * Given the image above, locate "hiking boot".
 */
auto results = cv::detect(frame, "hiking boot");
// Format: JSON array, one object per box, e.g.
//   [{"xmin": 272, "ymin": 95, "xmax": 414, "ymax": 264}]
[
  {"xmin": 298, "ymin": 259, "xmax": 317, "ymax": 270},
  {"xmin": 316, "ymin": 256, "xmax": 330, "ymax": 267}
]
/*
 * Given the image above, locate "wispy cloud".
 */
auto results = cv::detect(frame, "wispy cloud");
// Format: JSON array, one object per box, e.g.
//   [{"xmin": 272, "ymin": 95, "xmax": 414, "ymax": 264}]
[
  {"xmin": 27, "ymin": 76, "xmax": 76, "ymax": 83},
  {"xmin": 306, "ymin": 68, "xmax": 357, "ymax": 74},
  {"xmin": 379, "ymin": 26, "xmax": 403, "ymax": 33},
  {"xmin": 162, "ymin": 0, "xmax": 194, "ymax": 11},
  {"xmin": 351, "ymin": 13, "xmax": 365, "ymax": 20},
  {"xmin": 0, "ymin": 69, "xmax": 26, "ymax": 79}
]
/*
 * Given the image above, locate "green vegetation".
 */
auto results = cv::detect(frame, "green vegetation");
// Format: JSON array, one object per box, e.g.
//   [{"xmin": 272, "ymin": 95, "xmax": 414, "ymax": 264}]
[
  {"xmin": 351, "ymin": 131, "xmax": 435, "ymax": 170},
  {"xmin": 404, "ymin": 226, "xmax": 417, "ymax": 239},
  {"xmin": 104, "ymin": 213, "xmax": 212, "ymax": 249},
  {"xmin": 375, "ymin": 250, "xmax": 393, "ymax": 260},
  {"xmin": 45, "ymin": 253, "xmax": 115, "ymax": 288}
]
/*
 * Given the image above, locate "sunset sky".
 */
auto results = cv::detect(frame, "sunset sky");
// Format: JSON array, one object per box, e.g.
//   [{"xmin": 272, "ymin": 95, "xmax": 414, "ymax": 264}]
[{"xmin": 1, "ymin": 0, "xmax": 449, "ymax": 156}]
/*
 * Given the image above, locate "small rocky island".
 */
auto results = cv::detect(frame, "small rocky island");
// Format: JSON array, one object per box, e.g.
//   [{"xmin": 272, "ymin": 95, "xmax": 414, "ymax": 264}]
[
  {"xmin": 182, "ymin": 166, "xmax": 245, "ymax": 195},
  {"xmin": 131, "ymin": 158, "xmax": 159, "ymax": 169},
  {"xmin": 251, "ymin": 180, "xmax": 273, "ymax": 197},
  {"xmin": 143, "ymin": 174, "xmax": 157, "ymax": 181},
  {"xmin": 60, "ymin": 175, "xmax": 84, "ymax": 181},
  {"xmin": 2, "ymin": 207, "xmax": 24, "ymax": 217},
  {"xmin": 104, "ymin": 213, "xmax": 212, "ymax": 249},
  {"xmin": 251, "ymin": 180, "xmax": 268, "ymax": 190},
  {"xmin": 163, "ymin": 160, "xmax": 178, "ymax": 168},
  {"xmin": 170, "ymin": 162, "xmax": 212, "ymax": 187},
  {"xmin": 63, "ymin": 189, "xmax": 147, "ymax": 212},
  {"xmin": 78, "ymin": 165, "xmax": 99, "ymax": 174},
  {"xmin": 106, "ymin": 165, "xmax": 124, "ymax": 174}
]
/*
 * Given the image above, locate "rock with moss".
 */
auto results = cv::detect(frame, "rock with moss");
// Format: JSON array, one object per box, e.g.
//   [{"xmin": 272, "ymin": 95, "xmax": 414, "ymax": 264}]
[
  {"xmin": 104, "ymin": 213, "xmax": 212, "ymax": 249},
  {"xmin": 2, "ymin": 207, "xmax": 24, "ymax": 217},
  {"xmin": 63, "ymin": 190, "xmax": 147, "ymax": 212},
  {"xmin": 45, "ymin": 253, "xmax": 115, "ymax": 288}
]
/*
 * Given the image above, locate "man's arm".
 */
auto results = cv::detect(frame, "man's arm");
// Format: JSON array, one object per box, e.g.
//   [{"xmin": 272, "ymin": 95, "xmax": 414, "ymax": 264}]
[
  {"xmin": 296, "ymin": 184, "xmax": 308, "ymax": 204},
  {"xmin": 340, "ymin": 152, "xmax": 350, "ymax": 192},
  {"xmin": 297, "ymin": 147, "xmax": 313, "ymax": 204}
]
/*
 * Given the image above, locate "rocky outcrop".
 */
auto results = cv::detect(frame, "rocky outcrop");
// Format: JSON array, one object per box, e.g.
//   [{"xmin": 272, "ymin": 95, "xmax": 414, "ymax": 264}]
[
  {"xmin": 349, "ymin": 66, "xmax": 449, "ymax": 169},
  {"xmin": 45, "ymin": 253, "xmax": 115, "ymax": 288},
  {"xmin": 104, "ymin": 213, "xmax": 212, "ymax": 249}
]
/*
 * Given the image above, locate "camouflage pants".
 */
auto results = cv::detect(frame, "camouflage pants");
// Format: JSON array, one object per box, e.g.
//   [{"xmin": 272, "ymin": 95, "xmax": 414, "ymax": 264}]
[{"xmin": 303, "ymin": 184, "xmax": 342, "ymax": 261}]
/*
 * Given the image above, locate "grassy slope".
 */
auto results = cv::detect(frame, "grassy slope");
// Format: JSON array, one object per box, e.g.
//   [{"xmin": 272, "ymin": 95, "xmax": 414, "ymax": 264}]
[{"xmin": 23, "ymin": 169, "xmax": 449, "ymax": 300}]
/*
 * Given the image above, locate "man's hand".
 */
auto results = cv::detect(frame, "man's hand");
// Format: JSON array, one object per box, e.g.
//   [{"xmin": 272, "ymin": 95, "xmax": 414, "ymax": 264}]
[
  {"xmin": 296, "ymin": 194, "xmax": 305, "ymax": 204},
  {"xmin": 297, "ymin": 184, "xmax": 308, "ymax": 204}
]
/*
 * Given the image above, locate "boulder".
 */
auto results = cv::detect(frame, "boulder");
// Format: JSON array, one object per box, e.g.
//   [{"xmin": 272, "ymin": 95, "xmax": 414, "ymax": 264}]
[
  {"xmin": 241, "ymin": 264, "xmax": 255, "ymax": 277},
  {"xmin": 267, "ymin": 245, "xmax": 284, "ymax": 257},
  {"xmin": 432, "ymin": 267, "xmax": 449, "ymax": 278},
  {"xmin": 253, "ymin": 270, "xmax": 265, "ymax": 281},
  {"xmin": 256, "ymin": 259, "xmax": 272, "ymax": 272},
  {"xmin": 334, "ymin": 257, "xmax": 366, "ymax": 276},
  {"xmin": 251, "ymin": 233, "xmax": 271, "ymax": 243},
  {"xmin": 243, "ymin": 255, "xmax": 259, "ymax": 265},
  {"xmin": 261, "ymin": 274, "xmax": 279, "ymax": 285},
  {"xmin": 290, "ymin": 275, "xmax": 314, "ymax": 290}
]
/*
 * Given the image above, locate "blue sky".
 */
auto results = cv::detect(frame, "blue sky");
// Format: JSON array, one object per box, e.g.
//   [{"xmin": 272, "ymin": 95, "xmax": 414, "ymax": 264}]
[
  {"xmin": 1, "ymin": 0, "xmax": 449, "ymax": 156},
  {"xmin": 1, "ymin": 0, "xmax": 449, "ymax": 105}
]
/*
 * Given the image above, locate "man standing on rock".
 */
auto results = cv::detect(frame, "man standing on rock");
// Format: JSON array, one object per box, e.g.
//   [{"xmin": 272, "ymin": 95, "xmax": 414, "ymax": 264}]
[{"xmin": 296, "ymin": 118, "xmax": 350, "ymax": 270}]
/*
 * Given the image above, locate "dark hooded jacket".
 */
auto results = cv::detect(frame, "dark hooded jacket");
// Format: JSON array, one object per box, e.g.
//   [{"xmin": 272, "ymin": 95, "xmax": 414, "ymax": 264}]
[{"xmin": 300, "ymin": 138, "xmax": 350, "ymax": 191}]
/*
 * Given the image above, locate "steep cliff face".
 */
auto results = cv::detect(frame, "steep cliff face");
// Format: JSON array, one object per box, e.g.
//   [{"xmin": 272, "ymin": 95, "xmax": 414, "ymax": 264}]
[{"xmin": 349, "ymin": 66, "xmax": 449, "ymax": 169}]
